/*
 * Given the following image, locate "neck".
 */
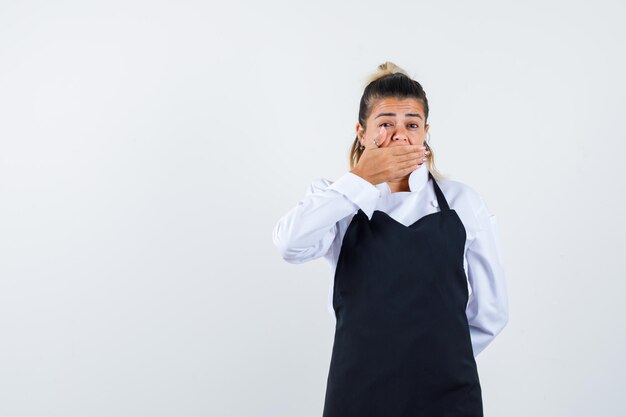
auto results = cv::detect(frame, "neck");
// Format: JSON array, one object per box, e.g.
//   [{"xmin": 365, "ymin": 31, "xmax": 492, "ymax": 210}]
[{"xmin": 387, "ymin": 178, "xmax": 410, "ymax": 193}]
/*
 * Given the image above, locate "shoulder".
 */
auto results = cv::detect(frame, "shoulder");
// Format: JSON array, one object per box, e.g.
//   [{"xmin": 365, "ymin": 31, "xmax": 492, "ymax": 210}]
[
  {"xmin": 435, "ymin": 177, "xmax": 492, "ymax": 236},
  {"xmin": 436, "ymin": 177, "xmax": 486, "ymax": 213}
]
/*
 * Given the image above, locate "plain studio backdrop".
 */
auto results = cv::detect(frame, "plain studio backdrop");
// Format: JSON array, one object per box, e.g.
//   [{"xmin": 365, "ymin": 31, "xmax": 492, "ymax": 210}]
[{"xmin": 1, "ymin": 0, "xmax": 624, "ymax": 416}]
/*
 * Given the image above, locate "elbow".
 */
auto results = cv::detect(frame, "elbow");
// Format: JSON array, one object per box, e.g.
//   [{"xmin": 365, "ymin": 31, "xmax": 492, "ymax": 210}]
[
  {"xmin": 273, "ymin": 239, "xmax": 325, "ymax": 264},
  {"xmin": 494, "ymin": 305, "xmax": 509, "ymax": 335},
  {"xmin": 272, "ymin": 216, "xmax": 335, "ymax": 264},
  {"xmin": 274, "ymin": 240, "xmax": 307, "ymax": 264},
  {"xmin": 475, "ymin": 302, "xmax": 509, "ymax": 338},
  {"xmin": 272, "ymin": 224, "xmax": 298, "ymax": 263},
  {"xmin": 272, "ymin": 223, "xmax": 315, "ymax": 264}
]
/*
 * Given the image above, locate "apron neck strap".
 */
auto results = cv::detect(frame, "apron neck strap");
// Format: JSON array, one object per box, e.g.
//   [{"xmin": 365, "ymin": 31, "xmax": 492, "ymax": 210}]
[{"xmin": 429, "ymin": 172, "xmax": 450, "ymax": 212}]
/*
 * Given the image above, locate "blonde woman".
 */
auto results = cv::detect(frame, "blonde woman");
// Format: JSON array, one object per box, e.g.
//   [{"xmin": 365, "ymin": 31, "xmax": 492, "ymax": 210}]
[{"xmin": 272, "ymin": 62, "xmax": 509, "ymax": 416}]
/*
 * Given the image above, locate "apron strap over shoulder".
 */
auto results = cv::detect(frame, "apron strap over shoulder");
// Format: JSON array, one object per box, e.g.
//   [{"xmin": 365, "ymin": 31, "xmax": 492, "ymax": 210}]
[{"xmin": 429, "ymin": 171, "xmax": 450, "ymax": 212}]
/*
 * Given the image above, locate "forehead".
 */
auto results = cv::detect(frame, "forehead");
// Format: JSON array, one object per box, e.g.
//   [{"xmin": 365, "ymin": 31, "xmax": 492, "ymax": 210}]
[{"xmin": 370, "ymin": 97, "xmax": 424, "ymax": 118}]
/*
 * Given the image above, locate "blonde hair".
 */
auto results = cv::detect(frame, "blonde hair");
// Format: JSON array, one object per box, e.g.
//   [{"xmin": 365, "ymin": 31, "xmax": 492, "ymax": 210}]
[{"xmin": 349, "ymin": 61, "xmax": 445, "ymax": 181}]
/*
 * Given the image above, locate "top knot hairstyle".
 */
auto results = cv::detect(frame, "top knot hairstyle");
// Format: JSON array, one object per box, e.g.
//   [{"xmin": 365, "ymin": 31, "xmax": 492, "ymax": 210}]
[{"xmin": 349, "ymin": 61, "xmax": 443, "ymax": 180}]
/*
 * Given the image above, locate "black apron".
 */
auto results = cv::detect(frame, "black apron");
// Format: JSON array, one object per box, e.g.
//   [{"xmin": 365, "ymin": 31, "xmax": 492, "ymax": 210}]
[{"xmin": 322, "ymin": 171, "xmax": 483, "ymax": 416}]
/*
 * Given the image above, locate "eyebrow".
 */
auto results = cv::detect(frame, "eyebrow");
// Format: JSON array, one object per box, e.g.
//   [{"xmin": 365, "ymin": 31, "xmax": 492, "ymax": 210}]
[{"xmin": 374, "ymin": 112, "xmax": 423, "ymax": 120}]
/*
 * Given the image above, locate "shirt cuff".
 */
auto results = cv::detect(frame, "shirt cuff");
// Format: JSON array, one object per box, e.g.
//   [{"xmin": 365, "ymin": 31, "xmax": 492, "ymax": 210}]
[{"xmin": 327, "ymin": 172, "xmax": 380, "ymax": 219}]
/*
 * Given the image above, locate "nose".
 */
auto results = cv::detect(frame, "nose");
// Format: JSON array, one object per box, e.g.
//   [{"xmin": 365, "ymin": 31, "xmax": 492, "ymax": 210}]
[{"xmin": 391, "ymin": 127, "xmax": 409, "ymax": 143}]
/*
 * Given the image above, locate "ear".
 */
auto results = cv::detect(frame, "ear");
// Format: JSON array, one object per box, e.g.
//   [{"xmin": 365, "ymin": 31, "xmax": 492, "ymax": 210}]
[
  {"xmin": 424, "ymin": 123, "xmax": 429, "ymax": 134},
  {"xmin": 355, "ymin": 122, "xmax": 365, "ymax": 141}
]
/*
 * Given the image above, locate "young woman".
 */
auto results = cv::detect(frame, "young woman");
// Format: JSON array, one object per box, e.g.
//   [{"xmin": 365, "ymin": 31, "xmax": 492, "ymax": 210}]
[{"xmin": 272, "ymin": 62, "xmax": 509, "ymax": 416}]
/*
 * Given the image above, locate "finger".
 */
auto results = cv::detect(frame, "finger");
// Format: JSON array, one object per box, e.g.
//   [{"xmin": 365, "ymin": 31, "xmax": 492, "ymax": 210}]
[
  {"xmin": 398, "ymin": 156, "xmax": 426, "ymax": 170},
  {"xmin": 394, "ymin": 149, "xmax": 429, "ymax": 163},
  {"xmin": 390, "ymin": 164, "xmax": 420, "ymax": 181},
  {"xmin": 374, "ymin": 125, "xmax": 390, "ymax": 147},
  {"xmin": 390, "ymin": 144, "xmax": 426, "ymax": 156},
  {"xmin": 364, "ymin": 125, "xmax": 386, "ymax": 150}
]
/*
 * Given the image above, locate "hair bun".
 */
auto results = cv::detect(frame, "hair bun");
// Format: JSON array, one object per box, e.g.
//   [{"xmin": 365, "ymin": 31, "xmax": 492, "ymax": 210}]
[{"xmin": 363, "ymin": 61, "xmax": 409, "ymax": 87}]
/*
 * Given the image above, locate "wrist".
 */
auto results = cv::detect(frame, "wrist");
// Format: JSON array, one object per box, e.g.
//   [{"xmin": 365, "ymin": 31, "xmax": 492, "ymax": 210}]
[{"xmin": 349, "ymin": 168, "xmax": 372, "ymax": 184}]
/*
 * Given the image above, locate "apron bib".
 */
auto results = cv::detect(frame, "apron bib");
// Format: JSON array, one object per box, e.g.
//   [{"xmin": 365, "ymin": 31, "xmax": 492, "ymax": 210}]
[{"xmin": 322, "ymin": 171, "xmax": 483, "ymax": 417}]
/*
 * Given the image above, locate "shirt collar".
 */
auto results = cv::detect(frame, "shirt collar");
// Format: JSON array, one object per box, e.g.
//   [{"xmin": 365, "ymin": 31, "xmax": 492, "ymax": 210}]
[{"xmin": 375, "ymin": 164, "xmax": 430, "ymax": 195}]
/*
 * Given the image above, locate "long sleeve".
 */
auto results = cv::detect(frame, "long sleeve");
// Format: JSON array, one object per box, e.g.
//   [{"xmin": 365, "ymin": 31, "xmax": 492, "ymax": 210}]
[
  {"xmin": 465, "ymin": 196, "xmax": 509, "ymax": 357},
  {"xmin": 272, "ymin": 172, "xmax": 381, "ymax": 264}
]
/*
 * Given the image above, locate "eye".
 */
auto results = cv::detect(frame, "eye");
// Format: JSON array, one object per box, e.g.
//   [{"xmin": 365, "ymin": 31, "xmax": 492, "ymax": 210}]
[{"xmin": 379, "ymin": 122, "xmax": 420, "ymax": 128}]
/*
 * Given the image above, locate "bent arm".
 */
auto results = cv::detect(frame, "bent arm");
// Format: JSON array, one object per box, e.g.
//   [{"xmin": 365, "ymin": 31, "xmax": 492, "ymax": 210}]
[
  {"xmin": 465, "ymin": 199, "xmax": 509, "ymax": 357},
  {"xmin": 272, "ymin": 172, "xmax": 380, "ymax": 263}
]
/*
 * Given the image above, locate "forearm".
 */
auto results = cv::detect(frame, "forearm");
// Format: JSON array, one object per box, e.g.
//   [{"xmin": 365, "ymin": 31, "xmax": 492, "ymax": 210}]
[{"xmin": 272, "ymin": 172, "xmax": 380, "ymax": 263}]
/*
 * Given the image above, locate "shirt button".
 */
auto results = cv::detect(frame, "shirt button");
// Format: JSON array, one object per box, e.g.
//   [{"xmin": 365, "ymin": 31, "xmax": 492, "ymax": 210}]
[{"xmin": 431, "ymin": 200, "xmax": 438, "ymax": 207}]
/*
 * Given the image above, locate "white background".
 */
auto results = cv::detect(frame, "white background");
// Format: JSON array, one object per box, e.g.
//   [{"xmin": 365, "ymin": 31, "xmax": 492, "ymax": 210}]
[{"xmin": 1, "ymin": 1, "xmax": 624, "ymax": 416}]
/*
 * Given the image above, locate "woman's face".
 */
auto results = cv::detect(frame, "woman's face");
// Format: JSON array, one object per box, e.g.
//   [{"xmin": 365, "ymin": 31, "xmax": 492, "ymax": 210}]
[{"xmin": 356, "ymin": 97, "xmax": 429, "ymax": 148}]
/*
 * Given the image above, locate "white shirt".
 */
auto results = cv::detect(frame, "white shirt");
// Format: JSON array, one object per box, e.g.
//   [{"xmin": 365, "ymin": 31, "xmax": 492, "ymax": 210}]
[{"xmin": 272, "ymin": 164, "xmax": 509, "ymax": 357}]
